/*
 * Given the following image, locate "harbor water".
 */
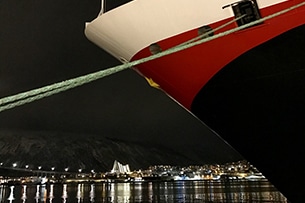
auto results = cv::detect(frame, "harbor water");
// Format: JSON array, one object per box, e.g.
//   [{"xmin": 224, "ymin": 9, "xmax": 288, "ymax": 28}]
[{"xmin": 0, "ymin": 179, "xmax": 287, "ymax": 203}]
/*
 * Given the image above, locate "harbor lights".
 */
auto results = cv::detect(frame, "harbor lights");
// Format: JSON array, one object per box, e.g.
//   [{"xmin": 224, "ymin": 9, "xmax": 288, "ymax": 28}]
[
  {"xmin": 78, "ymin": 169, "xmax": 86, "ymax": 178},
  {"xmin": 12, "ymin": 163, "xmax": 17, "ymax": 168},
  {"xmin": 91, "ymin": 169, "xmax": 96, "ymax": 177},
  {"xmin": 51, "ymin": 167, "xmax": 55, "ymax": 171},
  {"xmin": 65, "ymin": 167, "xmax": 69, "ymax": 172},
  {"xmin": 25, "ymin": 165, "xmax": 29, "ymax": 169},
  {"xmin": 38, "ymin": 166, "xmax": 42, "ymax": 170}
]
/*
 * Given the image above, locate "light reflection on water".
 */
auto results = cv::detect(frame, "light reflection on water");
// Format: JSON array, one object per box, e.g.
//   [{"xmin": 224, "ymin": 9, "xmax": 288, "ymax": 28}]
[{"xmin": 0, "ymin": 179, "xmax": 287, "ymax": 203}]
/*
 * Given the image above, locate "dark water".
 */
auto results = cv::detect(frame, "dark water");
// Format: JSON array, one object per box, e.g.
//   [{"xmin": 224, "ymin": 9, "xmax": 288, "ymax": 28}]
[{"xmin": 0, "ymin": 179, "xmax": 287, "ymax": 203}]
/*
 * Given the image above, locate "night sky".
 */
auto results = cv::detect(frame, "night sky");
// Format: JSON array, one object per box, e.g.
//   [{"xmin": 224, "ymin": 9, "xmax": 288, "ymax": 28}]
[{"xmin": 0, "ymin": 0, "xmax": 243, "ymax": 163}]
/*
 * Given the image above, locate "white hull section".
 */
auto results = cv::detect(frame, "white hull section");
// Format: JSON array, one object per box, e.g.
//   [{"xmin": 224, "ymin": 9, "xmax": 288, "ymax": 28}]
[{"xmin": 85, "ymin": 0, "xmax": 287, "ymax": 62}]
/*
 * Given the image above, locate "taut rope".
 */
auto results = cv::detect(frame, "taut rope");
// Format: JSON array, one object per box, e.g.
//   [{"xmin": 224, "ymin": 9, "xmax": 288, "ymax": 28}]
[{"xmin": 1, "ymin": 1, "xmax": 304, "ymax": 113}]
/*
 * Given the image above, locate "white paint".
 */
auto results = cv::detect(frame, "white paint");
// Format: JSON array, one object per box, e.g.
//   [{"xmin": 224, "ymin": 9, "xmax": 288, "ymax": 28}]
[{"xmin": 85, "ymin": 0, "xmax": 287, "ymax": 61}]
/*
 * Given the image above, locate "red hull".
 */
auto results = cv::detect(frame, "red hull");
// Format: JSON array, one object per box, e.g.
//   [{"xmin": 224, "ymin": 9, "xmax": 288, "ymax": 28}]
[{"xmin": 132, "ymin": 0, "xmax": 305, "ymax": 110}]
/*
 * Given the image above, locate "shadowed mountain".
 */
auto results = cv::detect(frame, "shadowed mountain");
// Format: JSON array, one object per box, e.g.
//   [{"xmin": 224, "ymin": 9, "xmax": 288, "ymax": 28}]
[{"xmin": 0, "ymin": 130, "xmax": 242, "ymax": 173}]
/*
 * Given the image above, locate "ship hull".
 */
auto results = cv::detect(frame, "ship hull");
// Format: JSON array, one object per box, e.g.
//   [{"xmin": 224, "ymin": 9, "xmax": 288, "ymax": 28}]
[
  {"xmin": 131, "ymin": 1, "xmax": 305, "ymax": 110},
  {"xmin": 133, "ymin": 25, "xmax": 305, "ymax": 202},
  {"xmin": 191, "ymin": 24, "xmax": 305, "ymax": 202},
  {"xmin": 131, "ymin": 16, "xmax": 305, "ymax": 203}
]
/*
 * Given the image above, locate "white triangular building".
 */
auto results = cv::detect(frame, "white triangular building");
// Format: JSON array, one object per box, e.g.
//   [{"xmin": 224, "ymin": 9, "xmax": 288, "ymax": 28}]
[{"xmin": 111, "ymin": 160, "xmax": 130, "ymax": 174}]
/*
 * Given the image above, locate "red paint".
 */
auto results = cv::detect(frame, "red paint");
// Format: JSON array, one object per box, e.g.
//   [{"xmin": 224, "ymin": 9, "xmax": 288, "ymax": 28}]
[{"xmin": 131, "ymin": 0, "xmax": 305, "ymax": 109}]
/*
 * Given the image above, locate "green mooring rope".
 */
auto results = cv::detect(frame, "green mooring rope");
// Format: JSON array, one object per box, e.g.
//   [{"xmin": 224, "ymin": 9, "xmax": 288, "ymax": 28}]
[{"xmin": 1, "ymin": 1, "xmax": 304, "ymax": 113}]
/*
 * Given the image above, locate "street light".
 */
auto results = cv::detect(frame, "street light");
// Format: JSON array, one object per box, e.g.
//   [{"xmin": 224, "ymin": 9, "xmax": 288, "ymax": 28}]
[{"xmin": 12, "ymin": 163, "xmax": 17, "ymax": 168}]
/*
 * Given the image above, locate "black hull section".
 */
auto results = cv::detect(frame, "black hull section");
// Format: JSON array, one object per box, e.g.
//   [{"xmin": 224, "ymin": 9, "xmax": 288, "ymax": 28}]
[{"xmin": 191, "ymin": 25, "xmax": 305, "ymax": 202}]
